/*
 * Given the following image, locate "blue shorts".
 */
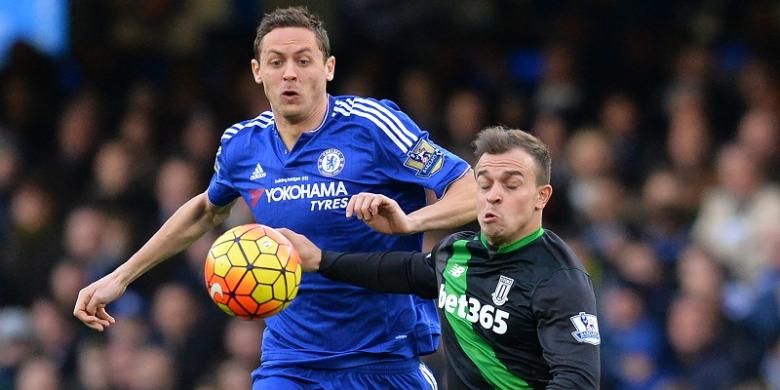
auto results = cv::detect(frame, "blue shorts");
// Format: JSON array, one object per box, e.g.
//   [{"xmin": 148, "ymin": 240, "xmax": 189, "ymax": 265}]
[{"xmin": 252, "ymin": 359, "xmax": 438, "ymax": 390}]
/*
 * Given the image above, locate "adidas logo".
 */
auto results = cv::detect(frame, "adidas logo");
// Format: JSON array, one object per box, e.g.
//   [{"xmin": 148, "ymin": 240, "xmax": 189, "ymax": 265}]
[
  {"xmin": 250, "ymin": 163, "xmax": 266, "ymax": 180},
  {"xmin": 449, "ymin": 264, "xmax": 466, "ymax": 277}
]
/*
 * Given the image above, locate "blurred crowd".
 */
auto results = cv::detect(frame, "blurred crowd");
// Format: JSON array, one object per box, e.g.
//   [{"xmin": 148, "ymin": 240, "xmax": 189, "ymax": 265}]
[{"xmin": 1, "ymin": 1, "xmax": 779, "ymax": 389}]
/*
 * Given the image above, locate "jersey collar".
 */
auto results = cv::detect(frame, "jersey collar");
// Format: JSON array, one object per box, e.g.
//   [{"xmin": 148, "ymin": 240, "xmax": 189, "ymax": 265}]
[
  {"xmin": 479, "ymin": 227, "xmax": 544, "ymax": 254},
  {"xmin": 272, "ymin": 95, "xmax": 333, "ymax": 158}
]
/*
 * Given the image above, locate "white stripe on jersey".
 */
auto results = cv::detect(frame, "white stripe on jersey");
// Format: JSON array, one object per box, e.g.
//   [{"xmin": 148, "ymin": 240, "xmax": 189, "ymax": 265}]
[
  {"xmin": 332, "ymin": 106, "xmax": 351, "ymax": 117},
  {"xmin": 221, "ymin": 112, "xmax": 274, "ymax": 141},
  {"xmin": 354, "ymin": 97, "xmax": 419, "ymax": 145},
  {"xmin": 419, "ymin": 363, "xmax": 438, "ymax": 390},
  {"xmin": 335, "ymin": 100, "xmax": 408, "ymax": 152},
  {"xmin": 351, "ymin": 101, "xmax": 414, "ymax": 147}
]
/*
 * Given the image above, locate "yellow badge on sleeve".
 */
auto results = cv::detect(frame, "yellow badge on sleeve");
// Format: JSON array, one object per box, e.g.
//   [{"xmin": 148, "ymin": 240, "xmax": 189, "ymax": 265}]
[{"xmin": 403, "ymin": 139, "xmax": 444, "ymax": 177}]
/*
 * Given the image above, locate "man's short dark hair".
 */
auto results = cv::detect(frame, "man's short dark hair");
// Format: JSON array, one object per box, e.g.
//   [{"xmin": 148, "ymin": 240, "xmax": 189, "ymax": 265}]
[
  {"xmin": 253, "ymin": 6, "xmax": 331, "ymax": 60},
  {"xmin": 473, "ymin": 126, "xmax": 552, "ymax": 185}
]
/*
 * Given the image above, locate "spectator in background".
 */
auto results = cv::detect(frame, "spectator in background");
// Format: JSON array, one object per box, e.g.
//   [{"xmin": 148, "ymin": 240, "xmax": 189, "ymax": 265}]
[
  {"xmin": 737, "ymin": 108, "xmax": 779, "ymax": 181},
  {"xmin": 0, "ymin": 133, "xmax": 20, "ymax": 254},
  {"xmin": 0, "ymin": 307, "xmax": 35, "ymax": 389},
  {"xmin": 676, "ymin": 245, "xmax": 725, "ymax": 305},
  {"xmin": 398, "ymin": 68, "xmax": 441, "ymax": 134},
  {"xmin": 442, "ymin": 88, "xmax": 488, "ymax": 164},
  {"xmin": 532, "ymin": 113, "xmax": 572, "ymax": 232},
  {"xmin": 14, "ymin": 355, "xmax": 61, "ymax": 390},
  {"xmin": 30, "ymin": 299, "xmax": 76, "ymax": 370},
  {"xmin": 2, "ymin": 181, "xmax": 60, "ymax": 306},
  {"xmin": 692, "ymin": 143, "xmax": 780, "ymax": 284},
  {"xmin": 154, "ymin": 157, "xmax": 202, "ymax": 221},
  {"xmin": 127, "ymin": 346, "xmax": 176, "ymax": 390},
  {"xmin": 599, "ymin": 92, "xmax": 645, "ymax": 188},
  {"xmin": 534, "ymin": 43, "xmax": 582, "ymax": 121},
  {"xmin": 664, "ymin": 92, "xmax": 715, "ymax": 211},
  {"xmin": 640, "ymin": 169, "xmax": 692, "ymax": 264},
  {"xmin": 223, "ymin": 319, "xmax": 263, "ymax": 367},
  {"xmin": 178, "ymin": 110, "xmax": 220, "ymax": 177},
  {"xmin": 75, "ymin": 340, "xmax": 111, "ymax": 390},
  {"xmin": 564, "ymin": 129, "xmax": 615, "ymax": 229},
  {"xmin": 600, "ymin": 284, "xmax": 667, "ymax": 390},
  {"xmin": 48, "ymin": 261, "xmax": 87, "ymax": 313},
  {"xmin": 90, "ymin": 140, "xmax": 157, "ymax": 239},
  {"xmin": 51, "ymin": 91, "xmax": 101, "ymax": 210},
  {"xmin": 150, "ymin": 283, "xmax": 222, "ymax": 390},
  {"xmin": 666, "ymin": 294, "xmax": 739, "ymax": 389},
  {"xmin": 736, "ymin": 59, "xmax": 779, "ymax": 113}
]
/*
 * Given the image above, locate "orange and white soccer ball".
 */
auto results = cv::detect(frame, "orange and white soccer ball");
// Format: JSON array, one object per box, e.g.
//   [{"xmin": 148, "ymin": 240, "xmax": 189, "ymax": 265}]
[{"xmin": 204, "ymin": 224, "xmax": 301, "ymax": 319}]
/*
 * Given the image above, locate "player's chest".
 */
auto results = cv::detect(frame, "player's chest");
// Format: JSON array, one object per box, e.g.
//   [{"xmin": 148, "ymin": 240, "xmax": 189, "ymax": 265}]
[
  {"xmin": 229, "ymin": 139, "xmax": 384, "ymax": 213},
  {"xmin": 438, "ymin": 262, "xmax": 537, "ymax": 338}
]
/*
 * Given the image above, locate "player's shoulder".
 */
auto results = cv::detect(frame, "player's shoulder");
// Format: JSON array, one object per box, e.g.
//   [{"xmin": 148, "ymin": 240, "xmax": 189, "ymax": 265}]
[
  {"xmin": 531, "ymin": 229, "xmax": 589, "ymax": 276},
  {"xmin": 220, "ymin": 110, "xmax": 275, "ymax": 145},
  {"xmin": 331, "ymin": 94, "xmax": 421, "ymax": 153},
  {"xmin": 331, "ymin": 94, "xmax": 404, "ymax": 115},
  {"xmin": 438, "ymin": 231, "xmax": 479, "ymax": 249}
]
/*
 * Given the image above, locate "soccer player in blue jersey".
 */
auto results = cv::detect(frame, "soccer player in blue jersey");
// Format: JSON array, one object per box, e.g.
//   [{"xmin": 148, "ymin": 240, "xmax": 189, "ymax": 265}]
[{"xmin": 73, "ymin": 6, "xmax": 477, "ymax": 389}]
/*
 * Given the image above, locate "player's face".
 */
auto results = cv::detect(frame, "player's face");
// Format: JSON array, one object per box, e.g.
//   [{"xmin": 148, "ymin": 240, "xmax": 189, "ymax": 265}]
[
  {"xmin": 475, "ymin": 149, "xmax": 551, "ymax": 246},
  {"xmin": 251, "ymin": 27, "xmax": 335, "ymax": 124}
]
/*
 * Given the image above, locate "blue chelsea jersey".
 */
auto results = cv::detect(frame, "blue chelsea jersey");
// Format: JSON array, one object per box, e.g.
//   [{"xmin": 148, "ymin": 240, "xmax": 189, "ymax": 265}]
[{"xmin": 207, "ymin": 95, "xmax": 470, "ymax": 369}]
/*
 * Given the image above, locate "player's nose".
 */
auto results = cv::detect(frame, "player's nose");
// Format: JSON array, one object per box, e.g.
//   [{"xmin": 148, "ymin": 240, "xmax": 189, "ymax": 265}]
[{"xmin": 282, "ymin": 64, "xmax": 298, "ymax": 80}]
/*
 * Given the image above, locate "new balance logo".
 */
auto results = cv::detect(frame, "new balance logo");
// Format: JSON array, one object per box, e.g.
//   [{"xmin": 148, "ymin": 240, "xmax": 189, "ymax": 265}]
[
  {"xmin": 449, "ymin": 264, "xmax": 466, "ymax": 277},
  {"xmin": 250, "ymin": 163, "xmax": 266, "ymax": 180}
]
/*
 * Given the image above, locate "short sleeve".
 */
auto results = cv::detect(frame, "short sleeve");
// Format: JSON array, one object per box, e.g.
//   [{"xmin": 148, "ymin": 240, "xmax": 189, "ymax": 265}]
[
  {"xmin": 206, "ymin": 144, "xmax": 240, "ymax": 207},
  {"xmin": 358, "ymin": 98, "xmax": 470, "ymax": 198}
]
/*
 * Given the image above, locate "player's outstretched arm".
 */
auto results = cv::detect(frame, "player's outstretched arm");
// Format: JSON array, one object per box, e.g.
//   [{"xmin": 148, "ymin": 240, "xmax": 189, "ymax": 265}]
[
  {"xmin": 278, "ymin": 228, "xmax": 438, "ymax": 298},
  {"xmin": 73, "ymin": 192, "xmax": 234, "ymax": 331},
  {"xmin": 346, "ymin": 170, "xmax": 477, "ymax": 234}
]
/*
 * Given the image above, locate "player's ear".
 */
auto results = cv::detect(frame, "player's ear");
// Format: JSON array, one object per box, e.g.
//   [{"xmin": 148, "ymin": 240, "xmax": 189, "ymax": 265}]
[
  {"xmin": 535, "ymin": 184, "xmax": 553, "ymax": 210},
  {"xmin": 251, "ymin": 58, "xmax": 262, "ymax": 84},
  {"xmin": 325, "ymin": 56, "xmax": 335, "ymax": 81}
]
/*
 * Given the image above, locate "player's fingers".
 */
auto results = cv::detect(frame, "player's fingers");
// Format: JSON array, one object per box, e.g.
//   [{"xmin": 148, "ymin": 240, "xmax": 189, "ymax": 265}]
[
  {"xmin": 97, "ymin": 306, "xmax": 115, "ymax": 324},
  {"xmin": 85, "ymin": 292, "xmax": 103, "ymax": 315},
  {"xmin": 74, "ymin": 289, "xmax": 94, "ymax": 317},
  {"xmin": 352, "ymin": 194, "xmax": 370, "ymax": 220},
  {"xmin": 278, "ymin": 228, "xmax": 304, "ymax": 248},
  {"xmin": 345, "ymin": 194, "xmax": 358, "ymax": 218},
  {"xmin": 369, "ymin": 195, "xmax": 384, "ymax": 216},
  {"xmin": 74, "ymin": 310, "xmax": 109, "ymax": 331}
]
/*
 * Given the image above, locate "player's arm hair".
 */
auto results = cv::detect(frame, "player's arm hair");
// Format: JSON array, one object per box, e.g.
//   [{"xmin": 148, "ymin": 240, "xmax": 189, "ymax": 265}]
[
  {"xmin": 318, "ymin": 251, "xmax": 438, "ymax": 298},
  {"xmin": 115, "ymin": 192, "xmax": 234, "ymax": 286},
  {"xmin": 407, "ymin": 170, "xmax": 477, "ymax": 233}
]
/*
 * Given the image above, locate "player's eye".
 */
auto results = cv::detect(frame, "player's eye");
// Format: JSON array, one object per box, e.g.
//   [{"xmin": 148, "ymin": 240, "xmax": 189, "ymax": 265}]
[
  {"xmin": 505, "ymin": 181, "xmax": 521, "ymax": 190},
  {"xmin": 298, "ymin": 58, "xmax": 311, "ymax": 65},
  {"xmin": 269, "ymin": 59, "xmax": 282, "ymax": 67}
]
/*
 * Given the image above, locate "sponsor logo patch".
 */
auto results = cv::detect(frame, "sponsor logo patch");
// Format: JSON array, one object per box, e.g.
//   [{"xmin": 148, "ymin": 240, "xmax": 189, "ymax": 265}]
[
  {"xmin": 317, "ymin": 148, "xmax": 345, "ymax": 177},
  {"xmin": 491, "ymin": 275, "xmax": 514, "ymax": 306},
  {"xmin": 404, "ymin": 139, "xmax": 444, "ymax": 177},
  {"xmin": 570, "ymin": 312, "xmax": 600, "ymax": 345}
]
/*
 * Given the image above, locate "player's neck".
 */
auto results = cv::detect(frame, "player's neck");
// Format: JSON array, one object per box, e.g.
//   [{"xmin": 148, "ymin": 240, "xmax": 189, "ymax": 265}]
[{"xmin": 275, "ymin": 95, "xmax": 329, "ymax": 151}]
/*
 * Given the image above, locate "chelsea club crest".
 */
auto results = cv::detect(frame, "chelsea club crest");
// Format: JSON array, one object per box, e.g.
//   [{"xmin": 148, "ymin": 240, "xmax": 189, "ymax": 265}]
[{"xmin": 318, "ymin": 148, "xmax": 345, "ymax": 177}]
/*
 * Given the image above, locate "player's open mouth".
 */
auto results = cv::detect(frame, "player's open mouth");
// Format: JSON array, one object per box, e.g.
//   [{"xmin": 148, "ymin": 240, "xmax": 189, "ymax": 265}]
[
  {"xmin": 483, "ymin": 212, "xmax": 498, "ymax": 222},
  {"xmin": 282, "ymin": 91, "xmax": 299, "ymax": 98}
]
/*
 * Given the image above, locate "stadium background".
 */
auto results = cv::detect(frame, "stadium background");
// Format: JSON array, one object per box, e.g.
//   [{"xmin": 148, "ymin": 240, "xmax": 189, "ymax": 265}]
[{"xmin": 0, "ymin": 1, "xmax": 779, "ymax": 389}]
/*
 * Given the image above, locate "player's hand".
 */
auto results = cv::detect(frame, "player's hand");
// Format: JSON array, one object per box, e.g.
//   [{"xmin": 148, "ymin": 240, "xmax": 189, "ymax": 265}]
[
  {"xmin": 277, "ymin": 228, "xmax": 322, "ymax": 272},
  {"xmin": 346, "ymin": 192, "xmax": 415, "ymax": 234},
  {"xmin": 73, "ymin": 273, "xmax": 124, "ymax": 332}
]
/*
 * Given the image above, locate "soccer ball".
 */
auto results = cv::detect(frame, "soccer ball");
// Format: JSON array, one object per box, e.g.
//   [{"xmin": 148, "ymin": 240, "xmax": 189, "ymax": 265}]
[{"xmin": 204, "ymin": 224, "xmax": 301, "ymax": 320}]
